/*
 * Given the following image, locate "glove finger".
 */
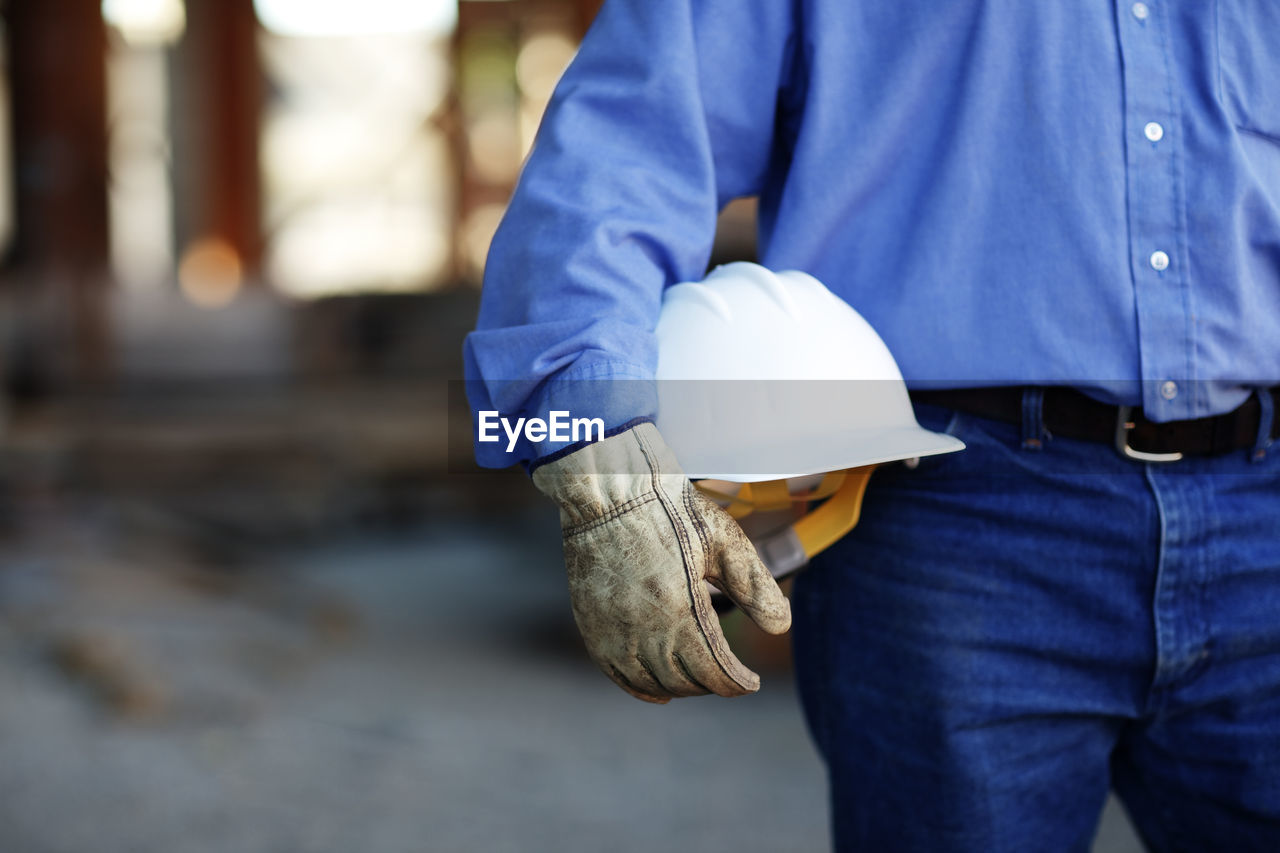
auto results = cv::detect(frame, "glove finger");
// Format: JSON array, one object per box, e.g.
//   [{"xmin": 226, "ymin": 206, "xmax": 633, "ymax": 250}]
[
  {"xmin": 633, "ymin": 639, "xmax": 712, "ymax": 698},
  {"xmin": 599, "ymin": 656, "xmax": 673, "ymax": 704},
  {"xmin": 585, "ymin": 589, "xmax": 745, "ymax": 699},
  {"xmin": 701, "ymin": 498, "xmax": 792, "ymax": 636},
  {"xmin": 672, "ymin": 614, "xmax": 761, "ymax": 697}
]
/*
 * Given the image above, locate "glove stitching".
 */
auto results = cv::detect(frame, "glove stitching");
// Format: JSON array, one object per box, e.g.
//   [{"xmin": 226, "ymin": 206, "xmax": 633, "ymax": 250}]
[
  {"xmin": 636, "ymin": 427, "xmax": 751, "ymax": 692},
  {"xmin": 683, "ymin": 485, "xmax": 712, "ymax": 560},
  {"xmin": 562, "ymin": 492, "xmax": 659, "ymax": 537},
  {"xmin": 681, "ymin": 483, "xmax": 746, "ymax": 684}
]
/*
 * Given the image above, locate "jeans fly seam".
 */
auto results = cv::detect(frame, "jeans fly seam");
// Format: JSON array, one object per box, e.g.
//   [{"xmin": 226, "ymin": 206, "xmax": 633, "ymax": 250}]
[{"xmin": 1143, "ymin": 463, "xmax": 1175, "ymax": 711}]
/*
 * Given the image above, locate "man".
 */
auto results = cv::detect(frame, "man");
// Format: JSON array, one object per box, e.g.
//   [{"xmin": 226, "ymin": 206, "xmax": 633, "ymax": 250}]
[{"xmin": 465, "ymin": 1, "xmax": 1280, "ymax": 849}]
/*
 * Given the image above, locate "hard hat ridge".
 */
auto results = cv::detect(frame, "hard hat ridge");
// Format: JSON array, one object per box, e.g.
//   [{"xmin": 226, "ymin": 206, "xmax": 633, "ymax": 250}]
[{"xmin": 654, "ymin": 262, "xmax": 962, "ymax": 480}]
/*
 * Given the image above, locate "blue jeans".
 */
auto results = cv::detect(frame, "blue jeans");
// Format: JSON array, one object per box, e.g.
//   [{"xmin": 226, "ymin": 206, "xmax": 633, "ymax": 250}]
[{"xmin": 791, "ymin": 394, "xmax": 1280, "ymax": 851}]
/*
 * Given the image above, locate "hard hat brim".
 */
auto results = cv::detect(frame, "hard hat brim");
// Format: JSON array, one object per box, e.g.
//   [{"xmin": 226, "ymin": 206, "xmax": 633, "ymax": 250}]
[{"xmin": 679, "ymin": 427, "xmax": 965, "ymax": 482}]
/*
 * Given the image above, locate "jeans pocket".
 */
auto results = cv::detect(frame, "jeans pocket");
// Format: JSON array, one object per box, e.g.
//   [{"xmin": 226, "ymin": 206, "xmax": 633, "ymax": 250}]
[{"xmin": 1217, "ymin": 0, "xmax": 1280, "ymax": 141}]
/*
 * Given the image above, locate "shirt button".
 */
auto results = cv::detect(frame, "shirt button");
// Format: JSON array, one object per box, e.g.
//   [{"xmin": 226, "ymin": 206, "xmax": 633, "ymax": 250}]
[
  {"xmin": 1132, "ymin": 2, "xmax": 1150, "ymax": 20},
  {"xmin": 1160, "ymin": 380, "xmax": 1178, "ymax": 400},
  {"xmin": 1144, "ymin": 121, "xmax": 1164, "ymax": 142},
  {"xmin": 1150, "ymin": 250, "xmax": 1170, "ymax": 271}
]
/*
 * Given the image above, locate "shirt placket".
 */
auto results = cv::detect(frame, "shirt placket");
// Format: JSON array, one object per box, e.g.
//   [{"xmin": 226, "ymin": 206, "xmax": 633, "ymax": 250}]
[{"xmin": 1117, "ymin": 0, "xmax": 1196, "ymax": 419}]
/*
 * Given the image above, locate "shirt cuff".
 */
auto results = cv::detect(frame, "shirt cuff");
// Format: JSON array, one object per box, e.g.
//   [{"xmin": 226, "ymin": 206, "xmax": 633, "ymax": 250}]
[{"xmin": 472, "ymin": 362, "xmax": 658, "ymax": 468}]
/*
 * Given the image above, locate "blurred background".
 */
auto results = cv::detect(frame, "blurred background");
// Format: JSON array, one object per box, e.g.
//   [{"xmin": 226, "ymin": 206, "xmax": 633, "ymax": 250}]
[{"xmin": 0, "ymin": 2, "xmax": 1137, "ymax": 850}]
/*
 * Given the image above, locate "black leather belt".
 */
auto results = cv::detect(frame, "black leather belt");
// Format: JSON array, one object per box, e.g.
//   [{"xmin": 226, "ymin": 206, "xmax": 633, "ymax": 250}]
[{"xmin": 910, "ymin": 387, "xmax": 1280, "ymax": 461}]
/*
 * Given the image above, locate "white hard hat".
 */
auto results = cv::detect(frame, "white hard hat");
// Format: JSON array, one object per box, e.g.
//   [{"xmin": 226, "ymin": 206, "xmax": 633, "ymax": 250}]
[
  {"xmin": 654, "ymin": 262, "xmax": 964, "ymax": 576},
  {"xmin": 655, "ymin": 262, "xmax": 963, "ymax": 479}
]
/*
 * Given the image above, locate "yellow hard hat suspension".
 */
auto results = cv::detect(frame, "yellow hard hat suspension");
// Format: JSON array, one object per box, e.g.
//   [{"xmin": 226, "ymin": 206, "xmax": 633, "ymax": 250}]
[
  {"xmin": 695, "ymin": 465, "xmax": 876, "ymax": 561},
  {"xmin": 792, "ymin": 465, "xmax": 875, "ymax": 558}
]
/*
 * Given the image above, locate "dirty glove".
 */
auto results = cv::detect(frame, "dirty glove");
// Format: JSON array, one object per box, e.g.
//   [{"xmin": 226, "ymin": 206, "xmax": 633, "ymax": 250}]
[{"xmin": 532, "ymin": 422, "xmax": 791, "ymax": 703}]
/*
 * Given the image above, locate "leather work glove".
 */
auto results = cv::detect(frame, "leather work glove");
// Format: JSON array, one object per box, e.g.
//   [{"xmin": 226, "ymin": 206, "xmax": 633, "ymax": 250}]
[{"xmin": 532, "ymin": 422, "xmax": 792, "ymax": 703}]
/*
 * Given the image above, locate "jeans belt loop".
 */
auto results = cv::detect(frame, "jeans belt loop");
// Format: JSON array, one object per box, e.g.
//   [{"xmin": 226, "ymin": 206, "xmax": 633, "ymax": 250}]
[
  {"xmin": 1020, "ymin": 387, "xmax": 1046, "ymax": 451},
  {"xmin": 1252, "ymin": 387, "xmax": 1277, "ymax": 462}
]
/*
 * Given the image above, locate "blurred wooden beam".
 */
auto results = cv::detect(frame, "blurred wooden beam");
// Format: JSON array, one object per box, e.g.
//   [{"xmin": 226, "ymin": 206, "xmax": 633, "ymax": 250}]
[
  {"xmin": 7, "ymin": 0, "xmax": 111, "ymax": 269},
  {"xmin": 6, "ymin": 0, "xmax": 112, "ymax": 386},
  {"xmin": 172, "ymin": 0, "xmax": 262, "ymax": 275},
  {"xmin": 569, "ymin": 0, "xmax": 604, "ymax": 34}
]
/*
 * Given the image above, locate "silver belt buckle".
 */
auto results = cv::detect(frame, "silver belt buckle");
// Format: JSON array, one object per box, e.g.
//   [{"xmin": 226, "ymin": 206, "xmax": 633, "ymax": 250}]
[{"xmin": 1114, "ymin": 405, "xmax": 1183, "ymax": 463}]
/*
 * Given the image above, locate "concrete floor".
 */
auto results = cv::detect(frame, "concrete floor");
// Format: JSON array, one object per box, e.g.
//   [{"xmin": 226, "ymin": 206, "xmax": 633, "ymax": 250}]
[{"xmin": 0, "ymin": 502, "xmax": 1143, "ymax": 852}]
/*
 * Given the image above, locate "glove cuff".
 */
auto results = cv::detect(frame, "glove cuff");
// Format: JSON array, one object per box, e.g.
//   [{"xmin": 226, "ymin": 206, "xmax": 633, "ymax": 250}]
[{"xmin": 531, "ymin": 422, "xmax": 689, "ymax": 530}]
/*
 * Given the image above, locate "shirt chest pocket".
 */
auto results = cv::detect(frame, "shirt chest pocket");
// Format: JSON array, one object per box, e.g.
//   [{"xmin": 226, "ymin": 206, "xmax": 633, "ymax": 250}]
[{"xmin": 1217, "ymin": 0, "xmax": 1280, "ymax": 140}]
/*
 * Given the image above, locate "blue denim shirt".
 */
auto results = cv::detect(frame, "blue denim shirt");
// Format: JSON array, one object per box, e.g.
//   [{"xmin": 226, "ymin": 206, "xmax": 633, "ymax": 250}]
[{"xmin": 464, "ymin": 0, "xmax": 1280, "ymax": 467}]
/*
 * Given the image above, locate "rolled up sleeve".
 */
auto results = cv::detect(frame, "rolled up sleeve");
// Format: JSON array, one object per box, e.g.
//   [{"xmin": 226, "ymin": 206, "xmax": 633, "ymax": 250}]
[{"xmin": 463, "ymin": 0, "xmax": 799, "ymax": 467}]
